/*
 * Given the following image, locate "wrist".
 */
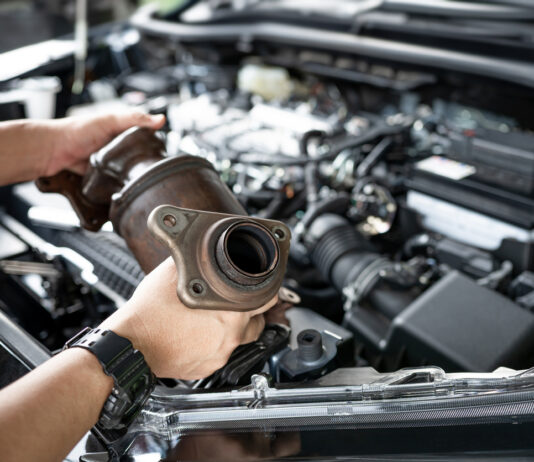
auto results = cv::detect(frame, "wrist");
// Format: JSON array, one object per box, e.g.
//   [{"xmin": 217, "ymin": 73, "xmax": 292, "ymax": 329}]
[
  {"xmin": 40, "ymin": 118, "xmax": 69, "ymax": 177},
  {"xmin": 64, "ymin": 326, "xmax": 156, "ymax": 434},
  {"xmin": 14, "ymin": 118, "xmax": 65, "ymax": 178},
  {"xmin": 98, "ymin": 306, "xmax": 157, "ymax": 375},
  {"xmin": 58, "ymin": 348, "xmax": 114, "ymax": 422},
  {"xmin": 61, "ymin": 346, "xmax": 114, "ymax": 385}
]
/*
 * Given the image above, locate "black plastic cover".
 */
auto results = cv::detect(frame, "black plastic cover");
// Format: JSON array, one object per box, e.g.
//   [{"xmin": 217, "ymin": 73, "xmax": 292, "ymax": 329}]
[{"xmin": 386, "ymin": 271, "xmax": 534, "ymax": 371}]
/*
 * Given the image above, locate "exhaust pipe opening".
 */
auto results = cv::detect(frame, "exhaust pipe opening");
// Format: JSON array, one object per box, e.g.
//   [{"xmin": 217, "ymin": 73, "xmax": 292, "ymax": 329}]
[{"xmin": 217, "ymin": 223, "xmax": 279, "ymax": 284}]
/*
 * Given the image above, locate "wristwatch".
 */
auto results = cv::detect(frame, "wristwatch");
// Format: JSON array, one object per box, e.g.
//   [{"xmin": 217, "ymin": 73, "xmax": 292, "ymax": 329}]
[{"xmin": 64, "ymin": 327, "xmax": 156, "ymax": 435}]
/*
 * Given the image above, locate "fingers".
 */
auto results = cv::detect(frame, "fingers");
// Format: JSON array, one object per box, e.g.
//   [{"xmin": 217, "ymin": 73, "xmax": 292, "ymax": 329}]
[
  {"xmin": 264, "ymin": 301, "xmax": 290, "ymax": 326},
  {"xmin": 108, "ymin": 111, "xmax": 166, "ymax": 135},
  {"xmin": 240, "ymin": 313, "xmax": 265, "ymax": 345},
  {"xmin": 68, "ymin": 159, "xmax": 89, "ymax": 175},
  {"xmin": 236, "ymin": 295, "xmax": 281, "ymax": 345},
  {"xmin": 247, "ymin": 295, "xmax": 279, "ymax": 317},
  {"xmin": 236, "ymin": 296, "xmax": 278, "ymax": 346}
]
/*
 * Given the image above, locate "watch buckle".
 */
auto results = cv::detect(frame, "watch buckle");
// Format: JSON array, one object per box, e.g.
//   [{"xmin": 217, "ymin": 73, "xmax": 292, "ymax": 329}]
[{"xmin": 63, "ymin": 326, "xmax": 92, "ymax": 350}]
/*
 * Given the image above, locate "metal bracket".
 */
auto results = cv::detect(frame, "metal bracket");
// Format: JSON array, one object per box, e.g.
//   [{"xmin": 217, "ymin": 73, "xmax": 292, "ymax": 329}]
[
  {"xmin": 148, "ymin": 205, "xmax": 291, "ymax": 311},
  {"xmin": 249, "ymin": 373, "xmax": 273, "ymax": 408}
]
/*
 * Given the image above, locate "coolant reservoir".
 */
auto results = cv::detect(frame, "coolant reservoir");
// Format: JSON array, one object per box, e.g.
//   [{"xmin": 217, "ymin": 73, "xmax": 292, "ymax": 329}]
[{"xmin": 238, "ymin": 64, "xmax": 292, "ymax": 101}]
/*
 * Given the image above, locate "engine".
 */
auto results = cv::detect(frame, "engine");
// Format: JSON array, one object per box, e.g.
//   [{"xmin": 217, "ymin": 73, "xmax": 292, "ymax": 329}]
[
  {"xmin": 3, "ymin": 59, "xmax": 534, "ymax": 392},
  {"xmin": 157, "ymin": 67, "xmax": 534, "ymax": 378}
]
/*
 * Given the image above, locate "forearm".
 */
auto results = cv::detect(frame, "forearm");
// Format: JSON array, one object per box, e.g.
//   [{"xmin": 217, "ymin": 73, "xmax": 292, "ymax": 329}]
[
  {"xmin": 0, "ymin": 347, "xmax": 113, "ymax": 462},
  {"xmin": 0, "ymin": 119, "xmax": 61, "ymax": 186},
  {"xmin": 0, "ymin": 257, "xmax": 271, "ymax": 461}
]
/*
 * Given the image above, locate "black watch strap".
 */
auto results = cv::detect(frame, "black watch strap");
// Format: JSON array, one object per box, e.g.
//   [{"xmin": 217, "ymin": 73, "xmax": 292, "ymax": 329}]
[{"xmin": 64, "ymin": 327, "xmax": 156, "ymax": 434}]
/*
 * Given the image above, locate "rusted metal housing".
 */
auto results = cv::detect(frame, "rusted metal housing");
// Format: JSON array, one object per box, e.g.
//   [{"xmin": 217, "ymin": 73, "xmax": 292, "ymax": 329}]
[{"xmin": 36, "ymin": 127, "xmax": 290, "ymax": 311}]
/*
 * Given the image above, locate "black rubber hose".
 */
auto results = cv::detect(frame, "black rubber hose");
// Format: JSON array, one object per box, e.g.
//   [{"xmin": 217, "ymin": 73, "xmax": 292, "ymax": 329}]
[
  {"xmin": 476, "ymin": 0, "xmax": 534, "ymax": 8},
  {"xmin": 356, "ymin": 136, "xmax": 393, "ymax": 178},
  {"xmin": 299, "ymin": 192, "xmax": 351, "ymax": 233},
  {"xmin": 238, "ymin": 123, "xmax": 404, "ymax": 166},
  {"xmin": 306, "ymin": 214, "xmax": 418, "ymax": 318},
  {"xmin": 381, "ymin": 0, "xmax": 534, "ymax": 19},
  {"xmin": 307, "ymin": 214, "xmax": 377, "ymax": 291}
]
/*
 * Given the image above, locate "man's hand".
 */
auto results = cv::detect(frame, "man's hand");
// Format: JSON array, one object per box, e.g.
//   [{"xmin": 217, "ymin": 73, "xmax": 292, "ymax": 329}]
[
  {"xmin": 100, "ymin": 257, "xmax": 275, "ymax": 379},
  {"xmin": 0, "ymin": 112, "xmax": 275, "ymax": 462},
  {"xmin": 45, "ymin": 111, "xmax": 166, "ymax": 176},
  {"xmin": 0, "ymin": 111, "xmax": 165, "ymax": 186},
  {"xmin": 0, "ymin": 257, "xmax": 275, "ymax": 462}
]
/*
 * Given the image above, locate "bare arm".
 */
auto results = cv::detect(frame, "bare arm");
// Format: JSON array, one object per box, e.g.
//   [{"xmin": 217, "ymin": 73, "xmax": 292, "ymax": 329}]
[
  {"xmin": 0, "ymin": 348, "xmax": 113, "ymax": 462},
  {"xmin": 0, "ymin": 258, "xmax": 273, "ymax": 462},
  {"xmin": 0, "ymin": 112, "xmax": 165, "ymax": 186},
  {"xmin": 0, "ymin": 120, "xmax": 58, "ymax": 185},
  {"xmin": 0, "ymin": 113, "xmax": 271, "ymax": 461}
]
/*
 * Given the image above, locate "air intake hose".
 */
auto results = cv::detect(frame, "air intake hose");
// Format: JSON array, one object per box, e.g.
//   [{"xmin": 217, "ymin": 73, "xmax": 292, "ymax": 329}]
[{"xmin": 305, "ymin": 214, "xmax": 414, "ymax": 318}]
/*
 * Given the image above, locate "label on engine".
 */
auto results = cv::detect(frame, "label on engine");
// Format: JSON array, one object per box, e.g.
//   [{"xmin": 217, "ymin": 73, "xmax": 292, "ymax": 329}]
[
  {"xmin": 406, "ymin": 191, "xmax": 532, "ymax": 250},
  {"xmin": 416, "ymin": 156, "xmax": 476, "ymax": 180}
]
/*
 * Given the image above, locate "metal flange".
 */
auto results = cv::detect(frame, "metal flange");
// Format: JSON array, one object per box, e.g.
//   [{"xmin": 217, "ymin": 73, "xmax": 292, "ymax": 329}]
[{"xmin": 148, "ymin": 205, "xmax": 291, "ymax": 311}]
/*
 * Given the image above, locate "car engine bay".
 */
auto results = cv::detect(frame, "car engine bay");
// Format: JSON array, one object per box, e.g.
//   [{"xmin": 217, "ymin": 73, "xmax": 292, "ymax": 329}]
[{"xmin": 2, "ymin": 3, "xmax": 534, "ymax": 457}]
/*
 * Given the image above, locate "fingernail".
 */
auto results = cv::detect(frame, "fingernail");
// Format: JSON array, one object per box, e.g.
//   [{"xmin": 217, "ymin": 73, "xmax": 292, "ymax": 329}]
[{"xmin": 151, "ymin": 114, "xmax": 165, "ymax": 122}]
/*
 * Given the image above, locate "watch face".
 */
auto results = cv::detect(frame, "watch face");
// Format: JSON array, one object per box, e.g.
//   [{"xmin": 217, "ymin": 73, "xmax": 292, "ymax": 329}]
[{"xmin": 124, "ymin": 372, "xmax": 156, "ymax": 422}]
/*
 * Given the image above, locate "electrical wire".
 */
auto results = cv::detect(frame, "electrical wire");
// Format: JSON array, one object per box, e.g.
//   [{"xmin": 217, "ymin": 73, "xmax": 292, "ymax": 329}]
[{"xmin": 237, "ymin": 122, "xmax": 406, "ymax": 166}]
